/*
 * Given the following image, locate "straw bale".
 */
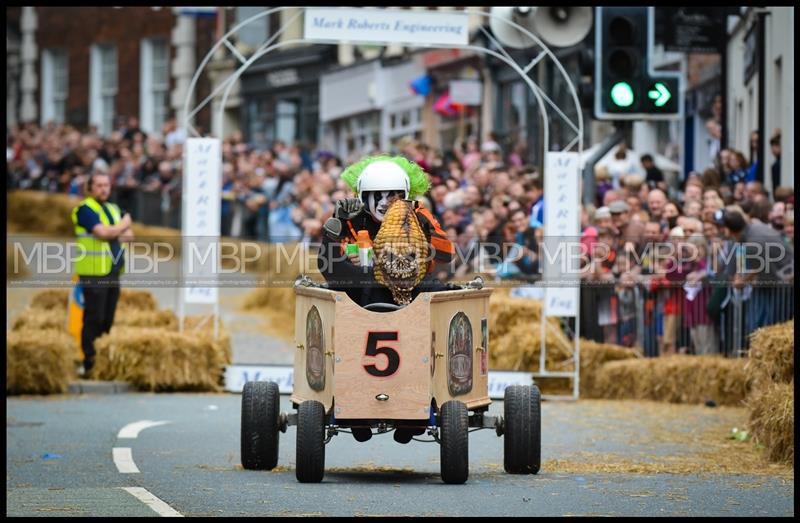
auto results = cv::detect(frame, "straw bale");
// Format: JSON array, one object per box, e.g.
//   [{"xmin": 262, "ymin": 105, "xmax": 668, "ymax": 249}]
[
  {"xmin": 92, "ymin": 327, "xmax": 227, "ymax": 392},
  {"xmin": 118, "ymin": 289, "xmax": 158, "ymax": 311},
  {"xmin": 12, "ymin": 307, "xmax": 67, "ymax": 331},
  {"xmin": 27, "ymin": 288, "xmax": 158, "ymax": 312},
  {"xmin": 7, "ymin": 245, "xmax": 28, "ymax": 279},
  {"xmin": 746, "ymin": 320, "xmax": 794, "ymax": 389},
  {"xmin": 489, "ymin": 294, "xmax": 550, "ymax": 339},
  {"xmin": 242, "ymin": 287, "xmax": 296, "ymax": 316},
  {"xmin": 7, "ymin": 190, "xmax": 78, "ymax": 236},
  {"xmin": 579, "ymin": 339, "xmax": 642, "ymax": 398},
  {"xmin": 746, "ymin": 381, "xmax": 794, "ymax": 463},
  {"xmin": 130, "ymin": 223, "xmax": 182, "ymax": 256},
  {"xmin": 116, "ymin": 309, "xmax": 178, "ymax": 329},
  {"xmin": 594, "ymin": 356, "xmax": 749, "ymax": 406},
  {"xmin": 29, "ymin": 289, "xmax": 69, "ymax": 311},
  {"xmin": 7, "ymin": 328, "xmax": 77, "ymax": 395},
  {"xmin": 182, "ymin": 315, "xmax": 232, "ymax": 366}
]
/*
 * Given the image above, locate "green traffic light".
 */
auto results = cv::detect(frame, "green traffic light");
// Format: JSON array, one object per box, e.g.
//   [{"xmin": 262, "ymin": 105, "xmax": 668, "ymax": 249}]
[{"xmin": 610, "ymin": 82, "xmax": 634, "ymax": 107}]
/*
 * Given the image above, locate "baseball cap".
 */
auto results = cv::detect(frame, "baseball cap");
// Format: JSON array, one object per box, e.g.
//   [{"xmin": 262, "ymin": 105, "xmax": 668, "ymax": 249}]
[
  {"xmin": 609, "ymin": 200, "xmax": 631, "ymax": 214},
  {"xmin": 595, "ymin": 206, "xmax": 611, "ymax": 220}
]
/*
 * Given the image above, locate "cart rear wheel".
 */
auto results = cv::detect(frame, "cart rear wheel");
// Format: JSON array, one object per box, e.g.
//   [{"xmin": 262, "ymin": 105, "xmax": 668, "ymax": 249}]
[
  {"xmin": 240, "ymin": 381, "xmax": 280, "ymax": 470},
  {"xmin": 296, "ymin": 400, "xmax": 326, "ymax": 483},
  {"xmin": 440, "ymin": 400, "xmax": 469, "ymax": 484},
  {"xmin": 503, "ymin": 384, "xmax": 541, "ymax": 474}
]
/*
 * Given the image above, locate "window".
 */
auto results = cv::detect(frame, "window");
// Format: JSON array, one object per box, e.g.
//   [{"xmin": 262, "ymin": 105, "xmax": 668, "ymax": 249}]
[
  {"xmin": 90, "ymin": 45, "xmax": 118, "ymax": 136},
  {"xmin": 236, "ymin": 7, "xmax": 270, "ymax": 51},
  {"xmin": 275, "ymin": 99, "xmax": 299, "ymax": 144},
  {"xmin": 140, "ymin": 38, "xmax": 170, "ymax": 135},
  {"xmin": 41, "ymin": 49, "xmax": 69, "ymax": 124}
]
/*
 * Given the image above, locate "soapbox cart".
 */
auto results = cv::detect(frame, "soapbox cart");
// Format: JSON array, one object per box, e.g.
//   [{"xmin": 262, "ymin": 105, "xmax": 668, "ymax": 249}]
[{"xmin": 240, "ymin": 276, "xmax": 541, "ymax": 484}]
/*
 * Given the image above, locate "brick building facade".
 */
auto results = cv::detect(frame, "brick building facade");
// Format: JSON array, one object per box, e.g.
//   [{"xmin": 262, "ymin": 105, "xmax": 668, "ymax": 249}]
[{"xmin": 6, "ymin": 6, "xmax": 216, "ymax": 136}]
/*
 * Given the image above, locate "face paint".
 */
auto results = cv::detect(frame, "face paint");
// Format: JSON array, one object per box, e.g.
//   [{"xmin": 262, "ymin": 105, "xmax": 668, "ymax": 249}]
[{"xmin": 365, "ymin": 190, "xmax": 403, "ymax": 222}]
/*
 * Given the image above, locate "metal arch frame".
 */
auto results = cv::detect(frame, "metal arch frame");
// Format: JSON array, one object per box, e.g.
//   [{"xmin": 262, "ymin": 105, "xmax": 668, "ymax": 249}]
[{"xmin": 181, "ymin": 6, "xmax": 584, "ymax": 400}]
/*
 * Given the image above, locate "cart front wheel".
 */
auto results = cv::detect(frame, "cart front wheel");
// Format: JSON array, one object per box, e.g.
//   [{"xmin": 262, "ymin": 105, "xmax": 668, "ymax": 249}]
[
  {"xmin": 503, "ymin": 384, "xmax": 541, "ymax": 474},
  {"xmin": 241, "ymin": 381, "xmax": 281, "ymax": 470},
  {"xmin": 440, "ymin": 400, "xmax": 469, "ymax": 484},
  {"xmin": 296, "ymin": 400, "xmax": 326, "ymax": 483}
]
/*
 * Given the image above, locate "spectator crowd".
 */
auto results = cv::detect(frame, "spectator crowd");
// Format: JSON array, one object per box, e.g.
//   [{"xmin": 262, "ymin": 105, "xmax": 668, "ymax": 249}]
[{"xmin": 7, "ymin": 116, "xmax": 794, "ymax": 357}]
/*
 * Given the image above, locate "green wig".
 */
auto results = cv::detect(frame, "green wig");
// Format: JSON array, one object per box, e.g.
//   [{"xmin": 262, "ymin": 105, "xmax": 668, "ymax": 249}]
[{"xmin": 340, "ymin": 155, "xmax": 431, "ymax": 200}]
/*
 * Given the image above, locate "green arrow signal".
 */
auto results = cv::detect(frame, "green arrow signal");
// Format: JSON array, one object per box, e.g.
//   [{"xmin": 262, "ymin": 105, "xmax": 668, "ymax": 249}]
[{"xmin": 648, "ymin": 82, "xmax": 672, "ymax": 107}]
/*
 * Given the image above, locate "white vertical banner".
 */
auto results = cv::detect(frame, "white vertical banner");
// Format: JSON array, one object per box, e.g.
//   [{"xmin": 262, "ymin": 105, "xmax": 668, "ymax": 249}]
[
  {"xmin": 183, "ymin": 138, "xmax": 221, "ymax": 304},
  {"xmin": 543, "ymin": 152, "xmax": 580, "ymax": 317}
]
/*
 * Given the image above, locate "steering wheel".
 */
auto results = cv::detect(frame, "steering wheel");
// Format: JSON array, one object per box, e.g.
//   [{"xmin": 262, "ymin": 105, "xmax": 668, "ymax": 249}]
[{"xmin": 363, "ymin": 302, "xmax": 404, "ymax": 312}]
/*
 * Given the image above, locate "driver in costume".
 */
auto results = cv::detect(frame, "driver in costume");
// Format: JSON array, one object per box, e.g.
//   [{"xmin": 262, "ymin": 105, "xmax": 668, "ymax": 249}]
[{"xmin": 317, "ymin": 155, "xmax": 455, "ymax": 307}]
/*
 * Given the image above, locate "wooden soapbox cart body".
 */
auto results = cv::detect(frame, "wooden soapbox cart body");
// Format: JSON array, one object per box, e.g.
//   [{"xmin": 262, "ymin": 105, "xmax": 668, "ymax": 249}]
[{"xmin": 241, "ymin": 277, "xmax": 541, "ymax": 484}]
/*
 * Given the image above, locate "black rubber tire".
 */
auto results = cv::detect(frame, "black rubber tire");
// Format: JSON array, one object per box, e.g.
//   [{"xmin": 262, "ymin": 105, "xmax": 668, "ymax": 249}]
[
  {"xmin": 296, "ymin": 400, "xmax": 326, "ymax": 483},
  {"xmin": 439, "ymin": 400, "xmax": 469, "ymax": 484},
  {"xmin": 503, "ymin": 384, "xmax": 541, "ymax": 474},
  {"xmin": 240, "ymin": 381, "xmax": 280, "ymax": 470}
]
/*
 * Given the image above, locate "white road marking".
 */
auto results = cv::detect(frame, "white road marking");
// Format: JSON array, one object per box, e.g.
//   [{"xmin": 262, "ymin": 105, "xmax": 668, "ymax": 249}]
[
  {"xmin": 121, "ymin": 487, "xmax": 184, "ymax": 517},
  {"xmin": 117, "ymin": 420, "xmax": 171, "ymax": 439},
  {"xmin": 113, "ymin": 447, "xmax": 140, "ymax": 474}
]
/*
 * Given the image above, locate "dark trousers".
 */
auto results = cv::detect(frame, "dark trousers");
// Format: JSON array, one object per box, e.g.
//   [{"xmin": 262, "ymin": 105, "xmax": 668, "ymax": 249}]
[{"xmin": 79, "ymin": 274, "xmax": 121, "ymax": 372}]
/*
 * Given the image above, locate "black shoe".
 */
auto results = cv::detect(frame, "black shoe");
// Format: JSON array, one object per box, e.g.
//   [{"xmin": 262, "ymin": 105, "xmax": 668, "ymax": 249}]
[
  {"xmin": 393, "ymin": 429, "xmax": 413, "ymax": 444},
  {"xmin": 352, "ymin": 427, "xmax": 372, "ymax": 442}
]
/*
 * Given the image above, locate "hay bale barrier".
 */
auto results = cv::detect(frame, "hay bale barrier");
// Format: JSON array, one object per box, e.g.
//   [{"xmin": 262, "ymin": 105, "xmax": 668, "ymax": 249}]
[
  {"xmin": 746, "ymin": 381, "xmax": 794, "ymax": 464},
  {"xmin": 7, "ymin": 190, "xmax": 78, "ymax": 237},
  {"xmin": 593, "ymin": 356, "xmax": 750, "ymax": 406},
  {"xmin": 746, "ymin": 320, "xmax": 794, "ymax": 388},
  {"xmin": 92, "ymin": 327, "xmax": 227, "ymax": 392},
  {"xmin": 12, "ymin": 308, "xmax": 68, "ymax": 331},
  {"xmin": 7, "ymin": 245, "xmax": 28, "ymax": 279},
  {"xmin": 578, "ymin": 340, "xmax": 642, "ymax": 398},
  {"xmin": 29, "ymin": 289, "xmax": 69, "ymax": 311},
  {"xmin": 7, "ymin": 329, "xmax": 77, "ymax": 395},
  {"xmin": 10, "ymin": 288, "xmax": 230, "ymax": 392}
]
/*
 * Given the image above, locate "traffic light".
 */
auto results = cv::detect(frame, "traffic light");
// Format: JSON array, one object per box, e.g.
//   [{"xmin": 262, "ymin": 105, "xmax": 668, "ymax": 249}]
[{"xmin": 594, "ymin": 7, "xmax": 681, "ymax": 120}]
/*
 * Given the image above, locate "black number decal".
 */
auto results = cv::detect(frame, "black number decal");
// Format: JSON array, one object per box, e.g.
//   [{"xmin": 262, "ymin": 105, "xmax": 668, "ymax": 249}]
[{"xmin": 363, "ymin": 332, "xmax": 400, "ymax": 377}]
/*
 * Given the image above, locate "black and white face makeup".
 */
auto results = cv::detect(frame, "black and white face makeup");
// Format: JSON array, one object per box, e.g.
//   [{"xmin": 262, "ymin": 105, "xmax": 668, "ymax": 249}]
[{"xmin": 364, "ymin": 190, "xmax": 404, "ymax": 221}]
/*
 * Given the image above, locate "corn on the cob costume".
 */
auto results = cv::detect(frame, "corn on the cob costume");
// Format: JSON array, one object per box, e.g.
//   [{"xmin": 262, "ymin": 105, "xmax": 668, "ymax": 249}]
[{"xmin": 317, "ymin": 155, "xmax": 455, "ymax": 307}]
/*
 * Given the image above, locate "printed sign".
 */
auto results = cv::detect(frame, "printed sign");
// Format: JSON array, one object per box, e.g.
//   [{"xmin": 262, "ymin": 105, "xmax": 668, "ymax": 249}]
[
  {"xmin": 544, "ymin": 152, "xmax": 580, "ymax": 317},
  {"xmin": 304, "ymin": 7, "xmax": 469, "ymax": 46},
  {"xmin": 183, "ymin": 138, "xmax": 221, "ymax": 304},
  {"xmin": 447, "ymin": 312, "xmax": 473, "ymax": 396},
  {"xmin": 305, "ymin": 306, "xmax": 326, "ymax": 391},
  {"xmin": 449, "ymin": 79, "xmax": 482, "ymax": 105}
]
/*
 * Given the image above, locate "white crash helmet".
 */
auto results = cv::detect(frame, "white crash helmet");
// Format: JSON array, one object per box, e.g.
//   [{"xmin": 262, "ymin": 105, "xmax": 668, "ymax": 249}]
[{"xmin": 357, "ymin": 161, "xmax": 410, "ymax": 201}]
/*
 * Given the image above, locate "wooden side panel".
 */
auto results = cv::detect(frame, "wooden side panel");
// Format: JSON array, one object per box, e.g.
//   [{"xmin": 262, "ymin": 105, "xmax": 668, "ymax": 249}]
[
  {"xmin": 290, "ymin": 288, "xmax": 337, "ymax": 410},
  {"xmin": 431, "ymin": 290, "xmax": 492, "ymax": 410},
  {"xmin": 333, "ymin": 293, "xmax": 432, "ymax": 420}
]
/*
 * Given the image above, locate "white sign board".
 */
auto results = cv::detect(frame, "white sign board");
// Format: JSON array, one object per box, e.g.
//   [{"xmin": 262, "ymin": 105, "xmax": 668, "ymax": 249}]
[
  {"xmin": 225, "ymin": 364, "xmax": 533, "ymax": 400},
  {"xmin": 449, "ymin": 79, "xmax": 482, "ymax": 105},
  {"xmin": 183, "ymin": 138, "xmax": 221, "ymax": 304},
  {"xmin": 304, "ymin": 7, "xmax": 469, "ymax": 46},
  {"xmin": 543, "ymin": 152, "xmax": 580, "ymax": 317}
]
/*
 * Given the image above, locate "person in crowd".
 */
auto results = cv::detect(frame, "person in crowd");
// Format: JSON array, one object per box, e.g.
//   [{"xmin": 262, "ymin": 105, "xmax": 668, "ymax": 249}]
[{"xmin": 770, "ymin": 131, "xmax": 781, "ymax": 191}]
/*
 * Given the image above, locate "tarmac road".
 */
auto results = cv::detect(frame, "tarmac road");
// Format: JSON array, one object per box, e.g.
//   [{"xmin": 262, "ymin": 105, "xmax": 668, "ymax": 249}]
[{"xmin": 6, "ymin": 393, "xmax": 794, "ymax": 517}]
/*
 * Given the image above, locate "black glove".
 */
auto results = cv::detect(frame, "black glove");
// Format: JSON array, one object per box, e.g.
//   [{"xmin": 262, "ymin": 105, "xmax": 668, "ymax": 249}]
[
  {"xmin": 323, "ymin": 217, "xmax": 344, "ymax": 239},
  {"xmin": 334, "ymin": 198, "xmax": 364, "ymax": 220}
]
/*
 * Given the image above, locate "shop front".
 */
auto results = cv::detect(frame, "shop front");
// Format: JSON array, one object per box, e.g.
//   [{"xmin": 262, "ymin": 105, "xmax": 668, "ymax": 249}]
[{"xmin": 240, "ymin": 44, "xmax": 337, "ymax": 150}]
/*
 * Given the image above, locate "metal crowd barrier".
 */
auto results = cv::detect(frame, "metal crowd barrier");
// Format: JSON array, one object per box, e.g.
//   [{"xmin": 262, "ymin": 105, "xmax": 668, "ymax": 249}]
[{"xmin": 580, "ymin": 281, "xmax": 794, "ymax": 357}]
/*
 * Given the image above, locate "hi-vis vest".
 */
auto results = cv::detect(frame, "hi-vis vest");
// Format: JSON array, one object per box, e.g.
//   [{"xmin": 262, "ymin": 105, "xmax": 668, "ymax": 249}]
[
  {"xmin": 71, "ymin": 197, "xmax": 125, "ymax": 276},
  {"xmin": 340, "ymin": 205, "xmax": 455, "ymax": 272}
]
